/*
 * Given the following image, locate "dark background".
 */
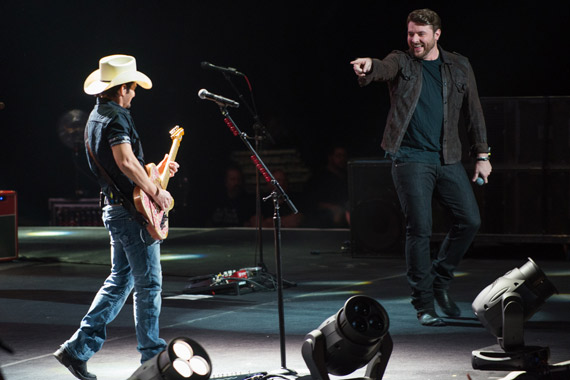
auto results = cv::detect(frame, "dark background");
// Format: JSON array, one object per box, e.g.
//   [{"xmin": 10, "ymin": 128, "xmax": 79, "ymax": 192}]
[{"xmin": 0, "ymin": 0, "xmax": 568, "ymax": 226}]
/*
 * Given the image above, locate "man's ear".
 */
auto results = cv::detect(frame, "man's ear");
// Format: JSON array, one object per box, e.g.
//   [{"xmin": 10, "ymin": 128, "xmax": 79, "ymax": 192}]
[{"xmin": 434, "ymin": 28, "xmax": 441, "ymax": 41}]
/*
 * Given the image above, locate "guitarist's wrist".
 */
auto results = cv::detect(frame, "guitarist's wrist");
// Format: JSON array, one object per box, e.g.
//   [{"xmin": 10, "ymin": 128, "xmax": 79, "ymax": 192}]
[{"xmin": 154, "ymin": 185, "xmax": 161, "ymax": 197}]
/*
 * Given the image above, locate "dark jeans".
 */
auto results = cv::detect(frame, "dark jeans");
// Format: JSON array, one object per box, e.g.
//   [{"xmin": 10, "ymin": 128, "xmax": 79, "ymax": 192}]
[{"xmin": 391, "ymin": 161, "xmax": 481, "ymax": 311}]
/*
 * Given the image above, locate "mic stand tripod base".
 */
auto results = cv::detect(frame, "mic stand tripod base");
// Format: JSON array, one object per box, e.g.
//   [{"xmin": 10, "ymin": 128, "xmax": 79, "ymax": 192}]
[
  {"xmin": 257, "ymin": 268, "xmax": 297, "ymax": 290},
  {"xmin": 266, "ymin": 367, "xmax": 301, "ymax": 380},
  {"xmin": 281, "ymin": 277, "xmax": 297, "ymax": 288}
]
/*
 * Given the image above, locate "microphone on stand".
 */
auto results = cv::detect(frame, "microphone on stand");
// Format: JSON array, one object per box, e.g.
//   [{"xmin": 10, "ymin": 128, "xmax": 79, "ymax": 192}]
[
  {"xmin": 201, "ymin": 61, "xmax": 244, "ymax": 76},
  {"xmin": 198, "ymin": 89, "xmax": 239, "ymax": 108}
]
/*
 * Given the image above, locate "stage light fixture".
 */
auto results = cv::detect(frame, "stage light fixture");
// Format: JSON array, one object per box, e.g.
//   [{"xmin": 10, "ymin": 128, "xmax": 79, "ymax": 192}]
[
  {"xmin": 302, "ymin": 295, "xmax": 392, "ymax": 380},
  {"xmin": 128, "ymin": 337, "xmax": 212, "ymax": 380},
  {"xmin": 471, "ymin": 257, "xmax": 558, "ymax": 372}
]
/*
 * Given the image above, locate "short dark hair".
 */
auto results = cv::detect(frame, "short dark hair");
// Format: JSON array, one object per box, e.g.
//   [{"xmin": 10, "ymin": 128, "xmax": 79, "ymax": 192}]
[
  {"xmin": 407, "ymin": 9, "xmax": 441, "ymax": 32},
  {"xmin": 97, "ymin": 81, "xmax": 135, "ymax": 98}
]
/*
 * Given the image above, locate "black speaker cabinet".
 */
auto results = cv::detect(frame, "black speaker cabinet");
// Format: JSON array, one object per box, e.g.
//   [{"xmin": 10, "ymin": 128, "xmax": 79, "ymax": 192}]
[
  {"xmin": 479, "ymin": 96, "xmax": 570, "ymax": 238},
  {"xmin": 348, "ymin": 159, "xmax": 404, "ymax": 256},
  {"xmin": 0, "ymin": 190, "xmax": 18, "ymax": 261},
  {"xmin": 481, "ymin": 96, "xmax": 570, "ymax": 165}
]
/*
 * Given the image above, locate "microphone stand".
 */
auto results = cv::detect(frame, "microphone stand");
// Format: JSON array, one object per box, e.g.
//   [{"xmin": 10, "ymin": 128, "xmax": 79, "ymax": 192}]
[
  {"xmin": 217, "ymin": 105, "xmax": 298, "ymax": 373},
  {"xmin": 221, "ymin": 72, "xmax": 275, "ymax": 271}
]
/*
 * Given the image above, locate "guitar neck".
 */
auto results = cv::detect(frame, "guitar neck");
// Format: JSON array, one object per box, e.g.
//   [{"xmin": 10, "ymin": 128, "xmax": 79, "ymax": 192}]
[{"xmin": 159, "ymin": 139, "xmax": 181, "ymax": 189}]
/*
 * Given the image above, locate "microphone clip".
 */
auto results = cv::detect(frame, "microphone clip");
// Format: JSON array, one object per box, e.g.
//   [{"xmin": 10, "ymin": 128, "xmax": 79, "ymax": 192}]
[{"xmin": 201, "ymin": 61, "xmax": 244, "ymax": 77}]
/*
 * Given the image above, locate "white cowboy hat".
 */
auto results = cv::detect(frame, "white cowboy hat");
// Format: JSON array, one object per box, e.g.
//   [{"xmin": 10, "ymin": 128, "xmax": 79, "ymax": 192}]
[{"xmin": 84, "ymin": 54, "xmax": 152, "ymax": 95}]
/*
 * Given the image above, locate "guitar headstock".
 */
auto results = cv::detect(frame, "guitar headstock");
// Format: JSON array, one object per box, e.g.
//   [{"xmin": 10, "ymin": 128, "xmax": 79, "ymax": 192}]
[{"xmin": 169, "ymin": 125, "xmax": 184, "ymax": 141}]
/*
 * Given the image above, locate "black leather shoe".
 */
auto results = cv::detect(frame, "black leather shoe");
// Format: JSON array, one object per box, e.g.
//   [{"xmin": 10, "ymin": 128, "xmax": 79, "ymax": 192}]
[
  {"xmin": 434, "ymin": 289, "xmax": 461, "ymax": 317},
  {"xmin": 417, "ymin": 310, "xmax": 446, "ymax": 326},
  {"xmin": 53, "ymin": 347, "xmax": 97, "ymax": 380}
]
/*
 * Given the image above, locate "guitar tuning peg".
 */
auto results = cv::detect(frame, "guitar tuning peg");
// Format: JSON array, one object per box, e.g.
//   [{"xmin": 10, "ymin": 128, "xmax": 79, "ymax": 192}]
[{"xmin": 169, "ymin": 125, "xmax": 184, "ymax": 138}]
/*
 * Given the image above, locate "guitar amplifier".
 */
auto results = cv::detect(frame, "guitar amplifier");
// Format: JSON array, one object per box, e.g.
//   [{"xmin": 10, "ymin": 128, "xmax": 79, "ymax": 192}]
[{"xmin": 0, "ymin": 190, "xmax": 18, "ymax": 261}]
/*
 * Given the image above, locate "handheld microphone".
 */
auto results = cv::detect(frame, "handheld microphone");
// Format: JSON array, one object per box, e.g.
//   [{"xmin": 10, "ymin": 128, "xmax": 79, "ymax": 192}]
[
  {"xmin": 198, "ymin": 89, "xmax": 239, "ymax": 108},
  {"xmin": 201, "ymin": 61, "xmax": 244, "ymax": 76}
]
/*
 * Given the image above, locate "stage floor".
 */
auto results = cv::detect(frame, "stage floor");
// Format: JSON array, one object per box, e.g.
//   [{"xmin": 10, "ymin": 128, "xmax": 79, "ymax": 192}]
[{"xmin": 1, "ymin": 227, "xmax": 569, "ymax": 380}]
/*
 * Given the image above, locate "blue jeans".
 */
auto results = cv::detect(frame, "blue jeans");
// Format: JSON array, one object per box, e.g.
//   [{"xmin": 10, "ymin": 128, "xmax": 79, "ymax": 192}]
[
  {"xmin": 391, "ymin": 161, "xmax": 480, "ymax": 312},
  {"xmin": 62, "ymin": 205, "xmax": 167, "ymax": 363}
]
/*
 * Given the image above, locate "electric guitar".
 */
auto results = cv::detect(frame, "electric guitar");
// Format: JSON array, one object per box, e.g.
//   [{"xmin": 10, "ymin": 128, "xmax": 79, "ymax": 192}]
[{"xmin": 133, "ymin": 126, "xmax": 184, "ymax": 240}]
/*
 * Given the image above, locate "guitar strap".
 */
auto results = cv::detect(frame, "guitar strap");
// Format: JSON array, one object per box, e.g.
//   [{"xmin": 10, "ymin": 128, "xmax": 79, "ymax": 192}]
[{"xmin": 84, "ymin": 138, "xmax": 149, "ymax": 227}]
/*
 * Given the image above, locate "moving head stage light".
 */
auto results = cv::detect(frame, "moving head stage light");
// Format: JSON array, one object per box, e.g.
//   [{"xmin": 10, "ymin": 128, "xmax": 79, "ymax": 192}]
[
  {"xmin": 301, "ymin": 295, "xmax": 392, "ymax": 380},
  {"xmin": 471, "ymin": 258, "xmax": 559, "ymax": 373},
  {"xmin": 128, "ymin": 337, "xmax": 212, "ymax": 380}
]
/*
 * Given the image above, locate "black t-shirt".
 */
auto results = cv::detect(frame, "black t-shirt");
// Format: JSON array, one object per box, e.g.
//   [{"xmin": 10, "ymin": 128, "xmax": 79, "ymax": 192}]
[
  {"xmin": 84, "ymin": 98, "xmax": 145, "ymax": 200},
  {"xmin": 396, "ymin": 56, "xmax": 443, "ymax": 164}
]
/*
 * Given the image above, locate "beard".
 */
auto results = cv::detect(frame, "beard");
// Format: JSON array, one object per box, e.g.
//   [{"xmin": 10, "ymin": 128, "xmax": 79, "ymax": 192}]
[{"xmin": 409, "ymin": 38, "xmax": 437, "ymax": 60}]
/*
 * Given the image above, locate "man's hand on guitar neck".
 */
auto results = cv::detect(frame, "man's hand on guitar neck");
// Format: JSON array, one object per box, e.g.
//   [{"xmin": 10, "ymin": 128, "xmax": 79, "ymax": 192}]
[
  {"xmin": 154, "ymin": 154, "xmax": 178, "ymax": 210},
  {"xmin": 158, "ymin": 154, "xmax": 180, "ymax": 178}
]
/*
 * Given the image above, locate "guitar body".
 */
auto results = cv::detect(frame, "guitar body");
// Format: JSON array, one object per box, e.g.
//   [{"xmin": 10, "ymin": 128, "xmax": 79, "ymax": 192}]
[
  {"xmin": 133, "ymin": 164, "xmax": 172, "ymax": 240},
  {"xmin": 133, "ymin": 126, "xmax": 184, "ymax": 241}
]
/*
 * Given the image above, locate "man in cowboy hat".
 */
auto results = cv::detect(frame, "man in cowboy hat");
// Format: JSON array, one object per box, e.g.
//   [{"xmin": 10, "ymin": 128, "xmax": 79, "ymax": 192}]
[{"xmin": 53, "ymin": 54, "xmax": 179, "ymax": 380}]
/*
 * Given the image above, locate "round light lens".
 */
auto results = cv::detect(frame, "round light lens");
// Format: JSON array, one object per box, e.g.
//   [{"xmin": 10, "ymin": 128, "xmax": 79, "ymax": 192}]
[
  {"xmin": 172, "ymin": 341, "xmax": 194, "ymax": 361},
  {"xmin": 173, "ymin": 358, "xmax": 193, "ymax": 378},
  {"xmin": 190, "ymin": 356, "xmax": 211, "ymax": 376}
]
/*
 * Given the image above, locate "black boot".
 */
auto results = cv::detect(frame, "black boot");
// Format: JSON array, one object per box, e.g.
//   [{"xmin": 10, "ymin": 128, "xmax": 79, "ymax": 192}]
[
  {"xmin": 53, "ymin": 346, "xmax": 97, "ymax": 380},
  {"xmin": 434, "ymin": 288, "xmax": 461, "ymax": 317},
  {"xmin": 417, "ymin": 309, "xmax": 446, "ymax": 326}
]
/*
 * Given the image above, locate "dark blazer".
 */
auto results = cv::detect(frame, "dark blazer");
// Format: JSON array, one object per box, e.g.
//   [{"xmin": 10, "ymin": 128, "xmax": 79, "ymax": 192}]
[{"xmin": 358, "ymin": 46, "xmax": 489, "ymax": 163}]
